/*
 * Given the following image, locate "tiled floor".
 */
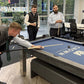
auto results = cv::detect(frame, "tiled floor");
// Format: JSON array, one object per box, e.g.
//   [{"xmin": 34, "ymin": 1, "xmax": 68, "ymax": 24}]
[{"xmin": 0, "ymin": 57, "xmax": 50, "ymax": 84}]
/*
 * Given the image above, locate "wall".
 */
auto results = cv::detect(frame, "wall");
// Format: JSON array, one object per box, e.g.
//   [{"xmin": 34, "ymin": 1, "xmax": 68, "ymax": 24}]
[
  {"xmin": 80, "ymin": 0, "xmax": 84, "ymax": 22},
  {"xmin": 74, "ymin": 0, "xmax": 84, "ymax": 23}
]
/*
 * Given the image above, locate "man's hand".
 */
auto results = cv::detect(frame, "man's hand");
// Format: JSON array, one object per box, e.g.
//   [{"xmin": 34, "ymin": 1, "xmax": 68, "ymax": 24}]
[
  {"xmin": 28, "ymin": 45, "xmax": 44, "ymax": 49},
  {"xmin": 55, "ymin": 20, "xmax": 62, "ymax": 23},
  {"xmin": 30, "ymin": 23, "xmax": 36, "ymax": 26},
  {"xmin": 0, "ymin": 52, "xmax": 2, "ymax": 54}
]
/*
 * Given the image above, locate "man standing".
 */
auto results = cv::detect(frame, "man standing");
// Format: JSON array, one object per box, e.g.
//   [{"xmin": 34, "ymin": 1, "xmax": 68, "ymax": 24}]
[
  {"xmin": 24, "ymin": 5, "xmax": 40, "ymax": 41},
  {"xmin": 0, "ymin": 22, "xmax": 43, "ymax": 68},
  {"xmin": 48, "ymin": 4, "xmax": 64, "ymax": 37}
]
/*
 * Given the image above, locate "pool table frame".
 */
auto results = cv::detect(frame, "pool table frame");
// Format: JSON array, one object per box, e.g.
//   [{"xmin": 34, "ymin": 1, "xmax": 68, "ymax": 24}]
[
  {"xmin": 25, "ymin": 37, "xmax": 84, "ymax": 83},
  {"xmin": 31, "ymin": 58, "xmax": 84, "ymax": 84}
]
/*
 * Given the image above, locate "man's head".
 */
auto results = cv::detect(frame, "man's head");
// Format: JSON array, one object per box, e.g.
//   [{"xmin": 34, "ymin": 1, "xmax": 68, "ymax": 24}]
[
  {"xmin": 8, "ymin": 22, "xmax": 22, "ymax": 37},
  {"xmin": 31, "ymin": 4, "xmax": 37, "ymax": 14},
  {"xmin": 53, "ymin": 4, "xmax": 58, "ymax": 14}
]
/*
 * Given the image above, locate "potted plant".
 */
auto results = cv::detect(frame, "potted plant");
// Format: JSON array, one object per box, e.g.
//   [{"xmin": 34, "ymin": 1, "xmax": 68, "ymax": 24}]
[
  {"xmin": 12, "ymin": 12, "xmax": 25, "ymax": 30},
  {"xmin": 12, "ymin": 12, "xmax": 25, "ymax": 39},
  {"xmin": 1, "ymin": 18, "xmax": 9, "ymax": 26}
]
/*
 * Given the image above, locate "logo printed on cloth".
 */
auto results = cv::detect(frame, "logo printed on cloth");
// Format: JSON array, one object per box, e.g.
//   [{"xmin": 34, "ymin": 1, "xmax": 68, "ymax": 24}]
[
  {"xmin": 58, "ymin": 46, "xmax": 80, "ymax": 56},
  {"xmin": 73, "ymin": 51, "xmax": 84, "ymax": 56}
]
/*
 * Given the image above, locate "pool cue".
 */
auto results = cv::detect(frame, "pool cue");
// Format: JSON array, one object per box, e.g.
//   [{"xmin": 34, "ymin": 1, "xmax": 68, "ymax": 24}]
[
  {"xmin": 3, "ymin": 46, "xmax": 43, "ymax": 52},
  {"xmin": 44, "ymin": 44, "xmax": 63, "ymax": 47},
  {"xmin": 28, "ymin": 46, "xmax": 44, "ymax": 49},
  {"xmin": 28, "ymin": 44, "xmax": 63, "ymax": 49},
  {"xmin": 3, "ymin": 43, "xmax": 63, "ymax": 51}
]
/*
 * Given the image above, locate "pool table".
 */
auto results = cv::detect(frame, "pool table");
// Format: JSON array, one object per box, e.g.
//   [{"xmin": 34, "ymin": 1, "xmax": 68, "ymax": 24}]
[{"xmin": 27, "ymin": 37, "xmax": 84, "ymax": 84}]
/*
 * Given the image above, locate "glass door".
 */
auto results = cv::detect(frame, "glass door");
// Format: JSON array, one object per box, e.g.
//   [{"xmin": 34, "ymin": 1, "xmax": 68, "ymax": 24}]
[{"xmin": 37, "ymin": 0, "xmax": 48, "ymax": 36}]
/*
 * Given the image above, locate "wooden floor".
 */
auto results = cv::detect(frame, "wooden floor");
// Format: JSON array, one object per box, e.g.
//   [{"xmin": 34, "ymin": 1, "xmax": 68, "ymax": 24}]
[{"xmin": 0, "ymin": 57, "xmax": 50, "ymax": 84}]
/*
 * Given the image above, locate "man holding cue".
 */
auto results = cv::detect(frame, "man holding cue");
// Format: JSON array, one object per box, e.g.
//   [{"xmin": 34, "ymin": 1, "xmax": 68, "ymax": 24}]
[
  {"xmin": 0, "ymin": 22, "xmax": 43, "ymax": 68},
  {"xmin": 48, "ymin": 4, "xmax": 65, "ymax": 37}
]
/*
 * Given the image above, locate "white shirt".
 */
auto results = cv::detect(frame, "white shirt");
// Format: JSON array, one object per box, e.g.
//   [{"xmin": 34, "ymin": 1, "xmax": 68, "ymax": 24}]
[
  {"xmin": 48, "ymin": 12, "xmax": 65, "ymax": 28},
  {"xmin": 13, "ymin": 36, "xmax": 32, "ymax": 48},
  {"xmin": 24, "ymin": 14, "xmax": 40, "ymax": 28}
]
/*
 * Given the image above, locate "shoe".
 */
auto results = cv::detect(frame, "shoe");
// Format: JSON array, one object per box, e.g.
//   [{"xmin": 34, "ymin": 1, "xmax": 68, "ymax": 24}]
[{"xmin": 0, "ymin": 81, "xmax": 6, "ymax": 84}]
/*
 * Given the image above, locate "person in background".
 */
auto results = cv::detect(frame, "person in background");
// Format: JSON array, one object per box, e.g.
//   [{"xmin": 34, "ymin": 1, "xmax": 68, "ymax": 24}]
[
  {"xmin": 24, "ymin": 11, "xmax": 26, "ymax": 16},
  {"xmin": 0, "ymin": 22, "xmax": 43, "ymax": 68},
  {"xmin": 48, "ymin": 4, "xmax": 65, "ymax": 37},
  {"xmin": 24, "ymin": 4, "xmax": 40, "ymax": 41}
]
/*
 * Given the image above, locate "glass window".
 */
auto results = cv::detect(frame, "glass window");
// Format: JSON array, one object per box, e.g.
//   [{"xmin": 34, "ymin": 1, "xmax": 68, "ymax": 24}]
[
  {"xmin": 0, "ymin": 0, "xmax": 75, "ymax": 38},
  {"xmin": 65, "ymin": 0, "xmax": 75, "ymax": 21},
  {"xmin": 50, "ymin": 0, "xmax": 63, "ymax": 13},
  {"xmin": 65, "ymin": 0, "xmax": 75, "ymax": 14},
  {"xmin": 37, "ymin": 0, "xmax": 48, "ymax": 35},
  {"xmin": 37, "ymin": 0, "xmax": 48, "ymax": 15},
  {"xmin": 65, "ymin": 15, "xmax": 74, "ymax": 22}
]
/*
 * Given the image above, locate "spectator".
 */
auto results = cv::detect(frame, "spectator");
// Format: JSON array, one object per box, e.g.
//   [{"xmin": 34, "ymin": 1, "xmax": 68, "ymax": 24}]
[
  {"xmin": 24, "ymin": 4, "xmax": 40, "ymax": 41},
  {"xmin": 48, "ymin": 4, "xmax": 64, "ymax": 37}
]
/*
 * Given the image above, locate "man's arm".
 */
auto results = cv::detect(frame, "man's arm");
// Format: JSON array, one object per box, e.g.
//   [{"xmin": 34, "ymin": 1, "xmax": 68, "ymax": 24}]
[
  {"xmin": 55, "ymin": 20, "xmax": 63, "ymax": 23},
  {"xmin": 38, "ymin": 16, "xmax": 40, "ymax": 28},
  {"xmin": 24, "ymin": 14, "xmax": 30, "ymax": 26},
  {"xmin": 57, "ymin": 13, "xmax": 65, "ymax": 23},
  {"xmin": 61, "ymin": 13, "xmax": 65, "ymax": 23},
  {"xmin": 48, "ymin": 14, "xmax": 56, "ymax": 25},
  {"xmin": 13, "ymin": 37, "xmax": 43, "ymax": 49},
  {"xmin": 55, "ymin": 12, "xmax": 64, "ymax": 24},
  {"xmin": 13, "ymin": 36, "xmax": 32, "ymax": 48}
]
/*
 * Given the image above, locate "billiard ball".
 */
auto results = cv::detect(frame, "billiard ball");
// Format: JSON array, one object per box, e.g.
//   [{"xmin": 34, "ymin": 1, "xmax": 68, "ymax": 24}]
[{"xmin": 68, "ymin": 46, "xmax": 70, "ymax": 48}]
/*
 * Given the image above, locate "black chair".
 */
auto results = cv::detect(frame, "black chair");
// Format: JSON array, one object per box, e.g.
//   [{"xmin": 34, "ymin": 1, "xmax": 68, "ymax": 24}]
[
  {"xmin": 70, "ymin": 23, "xmax": 82, "ymax": 40},
  {"xmin": 81, "ymin": 19, "xmax": 84, "ymax": 24},
  {"xmin": 69, "ymin": 19, "xmax": 76, "ymax": 23},
  {"xmin": 60, "ymin": 23, "xmax": 71, "ymax": 39},
  {"xmin": 81, "ymin": 19, "xmax": 84, "ymax": 38}
]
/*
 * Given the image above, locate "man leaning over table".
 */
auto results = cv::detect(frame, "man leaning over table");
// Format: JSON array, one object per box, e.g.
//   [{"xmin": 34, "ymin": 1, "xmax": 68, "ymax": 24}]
[{"xmin": 0, "ymin": 22, "xmax": 43, "ymax": 69}]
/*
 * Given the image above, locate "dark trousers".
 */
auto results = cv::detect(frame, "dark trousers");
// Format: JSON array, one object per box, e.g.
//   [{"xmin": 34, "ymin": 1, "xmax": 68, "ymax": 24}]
[
  {"xmin": 0, "ymin": 55, "xmax": 2, "ymax": 68},
  {"xmin": 27, "ymin": 27, "xmax": 38, "ymax": 41},
  {"xmin": 50, "ymin": 28, "xmax": 62, "ymax": 37}
]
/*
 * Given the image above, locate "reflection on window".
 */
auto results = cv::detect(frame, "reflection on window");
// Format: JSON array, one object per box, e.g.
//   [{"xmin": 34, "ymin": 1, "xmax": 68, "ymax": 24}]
[
  {"xmin": 50, "ymin": 0, "xmax": 63, "ymax": 13},
  {"xmin": 65, "ymin": 15, "xmax": 74, "ymax": 22},
  {"xmin": 65, "ymin": 0, "xmax": 75, "ymax": 21},
  {"xmin": 37, "ymin": 0, "xmax": 48, "ymax": 15},
  {"xmin": 66, "ymin": 0, "xmax": 74, "ymax": 14}
]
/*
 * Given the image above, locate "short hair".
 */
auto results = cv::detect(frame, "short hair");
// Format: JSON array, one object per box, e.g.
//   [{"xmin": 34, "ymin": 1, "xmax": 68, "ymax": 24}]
[
  {"xmin": 31, "ymin": 4, "xmax": 37, "ymax": 8},
  {"xmin": 9, "ymin": 22, "xmax": 22, "ymax": 30},
  {"xmin": 53, "ymin": 4, "xmax": 58, "ymax": 7}
]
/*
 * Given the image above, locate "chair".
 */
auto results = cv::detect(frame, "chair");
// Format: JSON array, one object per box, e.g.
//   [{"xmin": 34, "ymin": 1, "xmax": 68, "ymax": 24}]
[
  {"xmin": 69, "ymin": 19, "xmax": 76, "ymax": 23},
  {"xmin": 60, "ymin": 23, "xmax": 71, "ymax": 39},
  {"xmin": 81, "ymin": 19, "xmax": 84, "ymax": 24},
  {"xmin": 70, "ymin": 23, "xmax": 82, "ymax": 40},
  {"xmin": 81, "ymin": 19, "xmax": 84, "ymax": 37}
]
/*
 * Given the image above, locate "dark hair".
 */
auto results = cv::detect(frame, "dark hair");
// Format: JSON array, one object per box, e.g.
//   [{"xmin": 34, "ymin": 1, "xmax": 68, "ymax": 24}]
[
  {"xmin": 9, "ymin": 22, "xmax": 22, "ymax": 30},
  {"xmin": 53, "ymin": 4, "xmax": 58, "ymax": 7},
  {"xmin": 31, "ymin": 4, "xmax": 37, "ymax": 8}
]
